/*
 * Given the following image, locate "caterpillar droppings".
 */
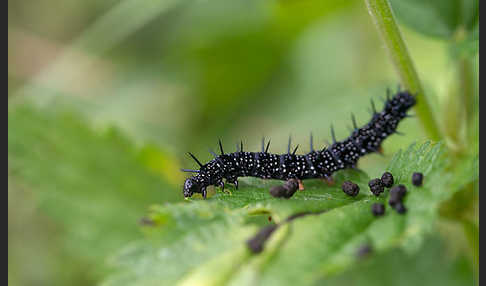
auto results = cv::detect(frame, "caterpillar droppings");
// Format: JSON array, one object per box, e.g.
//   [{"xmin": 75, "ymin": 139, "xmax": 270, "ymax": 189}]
[{"xmin": 182, "ymin": 89, "xmax": 416, "ymax": 199}]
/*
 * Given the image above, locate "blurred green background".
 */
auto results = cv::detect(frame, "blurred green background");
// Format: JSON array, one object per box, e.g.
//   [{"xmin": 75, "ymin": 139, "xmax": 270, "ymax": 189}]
[{"xmin": 8, "ymin": 0, "xmax": 478, "ymax": 285}]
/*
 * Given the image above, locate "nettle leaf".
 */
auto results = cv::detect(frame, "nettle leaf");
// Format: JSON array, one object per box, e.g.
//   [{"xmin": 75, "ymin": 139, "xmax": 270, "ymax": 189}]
[
  {"xmin": 389, "ymin": 0, "xmax": 479, "ymax": 40},
  {"xmin": 103, "ymin": 141, "xmax": 477, "ymax": 286}
]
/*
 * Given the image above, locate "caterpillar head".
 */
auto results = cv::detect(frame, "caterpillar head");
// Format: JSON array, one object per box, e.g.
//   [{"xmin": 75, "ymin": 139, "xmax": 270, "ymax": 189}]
[{"xmin": 183, "ymin": 177, "xmax": 205, "ymax": 198}]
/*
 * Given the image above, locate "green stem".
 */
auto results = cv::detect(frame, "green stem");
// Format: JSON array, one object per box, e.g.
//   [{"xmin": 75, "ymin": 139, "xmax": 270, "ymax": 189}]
[{"xmin": 364, "ymin": 0, "xmax": 442, "ymax": 141}]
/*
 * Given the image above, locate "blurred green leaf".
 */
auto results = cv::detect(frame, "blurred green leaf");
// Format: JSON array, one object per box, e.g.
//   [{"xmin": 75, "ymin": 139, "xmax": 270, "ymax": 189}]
[
  {"xmin": 321, "ymin": 236, "xmax": 476, "ymax": 286},
  {"xmin": 103, "ymin": 142, "xmax": 478, "ymax": 285},
  {"xmin": 8, "ymin": 105, "xmax": 180, "ymax": 284},
  {"xmin": 389, "ymin": 0, "xmax": 478, "ymax": 40}
]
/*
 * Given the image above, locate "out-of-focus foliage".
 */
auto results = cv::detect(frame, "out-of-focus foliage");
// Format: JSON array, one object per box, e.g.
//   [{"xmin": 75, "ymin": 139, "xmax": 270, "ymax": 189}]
[
  {"xmin": 389, "ymin": 0, "xmax": 478, "ymax": 40},
  {"xmin": 322, "ymin": 236, "xmax": 475, "ymax": 286},
  {"xmin": 389, "ymin": 0, "xmax": 479, "ymax": 66},
  {"xmin": 8, "ymin": 0, "xmax": 478, "ymax": 285},
  {"xmin": 8, "ymin": 105, "xmax": 180, "ymax": 285}
]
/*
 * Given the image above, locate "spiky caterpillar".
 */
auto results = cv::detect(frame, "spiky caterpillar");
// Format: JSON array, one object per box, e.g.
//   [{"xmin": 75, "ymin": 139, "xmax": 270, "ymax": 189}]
[{"xmin": 182, "ymin": 90, "xmax": 416, "ymax": 198}]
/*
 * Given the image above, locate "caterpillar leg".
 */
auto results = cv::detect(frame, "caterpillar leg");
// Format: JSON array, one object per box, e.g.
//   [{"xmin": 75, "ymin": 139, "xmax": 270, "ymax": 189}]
[
  {"xmin": 226, "ymin": 177, "xmax": 239, "ymax": 190},
  {"xmin": 217, "ymin": 180, "xmax": 224, "ymax": 190},
  {"xmin": 298, "ymin": 179, "xmax": 305, "ymax": 191},
  {"xmin": 217, "ymin": 180, "xmax": 230, "ymax": 193}
]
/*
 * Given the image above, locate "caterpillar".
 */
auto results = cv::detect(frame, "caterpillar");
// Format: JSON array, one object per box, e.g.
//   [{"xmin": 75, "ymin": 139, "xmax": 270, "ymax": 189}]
[{"xmin": 182, "ymin": 89, "xmax": 416, "ymax": 199}]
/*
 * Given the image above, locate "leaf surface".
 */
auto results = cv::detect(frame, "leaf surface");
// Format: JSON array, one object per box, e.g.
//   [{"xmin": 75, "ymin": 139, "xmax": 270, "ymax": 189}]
[
  {"xmin": 8, "ymin": 105, "xmax": 179, "ymax": 282},
  {"xmin": 103, "ymin": 142, "xmax": 478, "ymax": 285}
]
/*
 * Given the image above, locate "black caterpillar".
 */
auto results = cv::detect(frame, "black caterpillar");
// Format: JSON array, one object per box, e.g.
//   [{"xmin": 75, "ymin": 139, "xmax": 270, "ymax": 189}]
[{"xmin": 182, "ymin": 89, "xmax": 416, "ymax": 198}]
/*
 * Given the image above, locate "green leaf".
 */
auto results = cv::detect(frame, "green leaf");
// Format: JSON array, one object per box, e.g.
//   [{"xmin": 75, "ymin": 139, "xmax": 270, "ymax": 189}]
[
  {"xmin": 389, "ymin": 0, "xmax": 479, "ymax": 40},
  {"xmin": 103, "ymin": 142, "xmax": 478, "ymax": 285},
  {"xmin": 8, "ymin": 105, "xmax": 180, "ymax": 283},
  {"xmin": 321, "ymin": 235, "xmax": 476, "ymax": 286}
]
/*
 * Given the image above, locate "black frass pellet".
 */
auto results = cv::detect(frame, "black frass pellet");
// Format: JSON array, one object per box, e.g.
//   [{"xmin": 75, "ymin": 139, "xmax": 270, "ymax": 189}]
[
  {"xmin": 342, "ymin": 181, "xmax": 360, "ymax": 197},
  {"xmin": 412, "ymin": 172, "xmax": 423, "ymax": 186},
  {"xmin": 394, "ymin": 202, "xmax": 407, "ymax": 214},
  {"xmin": 381, "ymin": 172, "xmax": 394, "ymax": 188},
  {"xmin": 368, "ymin": 178, "xmax": 384, "ymax": 196},
  {"xmin": 371, "ymin": 203, "xmax": 385, "ymax": 216},
  {"xmin": 269, "ymin": 179, "xmax": 299, "ymax": 199},
  {"xmin": 388, "ymin": 184, "xmax": 407, "ymax": 207},
  {"xmin": 389, "ymin": 184, "xmax": 408, "ymax": 215},
  {"xmin": 269, "ymin": 185, "xmax": 287, "ymax": 198}
]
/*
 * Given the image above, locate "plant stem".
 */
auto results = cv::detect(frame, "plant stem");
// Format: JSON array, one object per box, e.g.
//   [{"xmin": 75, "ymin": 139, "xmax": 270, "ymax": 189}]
[
  {"xmin": 442, "ymin": 28, "xmax": 478, "ymax": 156},
  {"xmin": 364, "ymin": 0, "xmax": 442, "ymax": 141}
]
